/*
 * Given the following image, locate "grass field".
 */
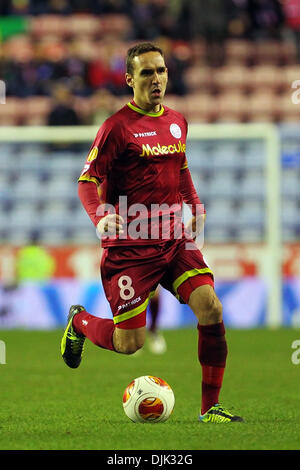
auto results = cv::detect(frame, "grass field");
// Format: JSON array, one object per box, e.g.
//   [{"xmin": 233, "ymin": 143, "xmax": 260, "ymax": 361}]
[{"xmin": 0, "ymin": 327, "xmax": 299, "ymax": 451}]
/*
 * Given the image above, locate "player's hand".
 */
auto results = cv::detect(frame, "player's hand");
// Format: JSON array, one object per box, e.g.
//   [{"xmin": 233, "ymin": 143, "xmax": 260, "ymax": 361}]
[
  {"xmin": 97, "ymin": 214, "xmax": 124, "ymax": 237},
  {"xmin": 185, "ymin": 214, "xmax": 206, "ymax": 240}
]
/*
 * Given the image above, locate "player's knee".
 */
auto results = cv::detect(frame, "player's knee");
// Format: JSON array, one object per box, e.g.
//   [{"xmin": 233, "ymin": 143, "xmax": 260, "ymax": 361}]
[
  {"xmin": 189, "ymin": 285, "xmax": 223, "ymax": 324},
  {"xmin": 117, "ymin": 339, "xmax": 144, "ymax": 355},
  {"xmin": 208, "ymin": 296, "xmax": 223, "ymax": 323},
  {"xmin": 113, "ymin": 328, "xmax": 145, "ymax": 355}
]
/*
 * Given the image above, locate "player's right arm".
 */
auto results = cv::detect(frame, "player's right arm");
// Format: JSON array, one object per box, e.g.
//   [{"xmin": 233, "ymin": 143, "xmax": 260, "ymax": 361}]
[
  {"xmin": 177, "ymin": 115, "xmax": 206, "ymax": 239},
  {"xmin": 77, "ymin": 119, "xmax": 124, "ymax": 237},
  {"xmin": 77, "ymin": 180, "xmax": 124, "ymax": 236},
  {"xmin": 180, "ymin": 165, "xmax": 206, "ymax": 240}
]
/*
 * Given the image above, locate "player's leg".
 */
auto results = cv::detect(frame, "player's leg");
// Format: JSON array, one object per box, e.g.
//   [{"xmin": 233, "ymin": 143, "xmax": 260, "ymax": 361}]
[
  {"xmin": 65, "ymin": 284, "xmax": 151, "ymax": 353},
  {"xmin": 180, "ymin": 279, "xmax": 242, "ymax": 422},
  {"xmin": 168, "ymin": 239, "xmax": 243, "ymax": 422},
  {"xmin": 61, "ymin": 304, "xmax": 116, "ymax": 368},
  {"xmin": 172, "ymin": 273, "xmax": 228, "ymax": 416},
  {"xmin": 186, "ymin": 283, "xmax": 227, "ymax": 414},
  {"xmin": 61, "ymin": 245, "xmax": 163, "ymax": 366},
  {"xmin": 188, "ymin": 283, "xmax": 223, "ymax": 325},
  {"xmin": 61, "ymin": 298, "xmax": 149, "ymax": 369},
  {"xmin": 74, "ymin": 308, "xmax": 147, "ymax": 354},
  {"xmin": 113, "ymin": 326, "xmax": 146, "ymax": 354}
]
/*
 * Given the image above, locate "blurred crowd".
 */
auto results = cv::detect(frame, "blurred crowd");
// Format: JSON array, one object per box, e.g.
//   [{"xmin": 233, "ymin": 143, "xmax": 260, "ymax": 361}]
[
  {"xmin": 0, "ymin": 0, "xmax": 300, "ymax": 125},
  {"xmin": 0, "ymin": 0, "xmax": 293, "ymax": 41}
]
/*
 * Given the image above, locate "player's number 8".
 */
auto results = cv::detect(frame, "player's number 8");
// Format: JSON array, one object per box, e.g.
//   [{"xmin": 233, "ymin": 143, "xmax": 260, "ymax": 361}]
[{"xmin": 118, "ymin": 275, "xmax": 135, "ymax": 301}]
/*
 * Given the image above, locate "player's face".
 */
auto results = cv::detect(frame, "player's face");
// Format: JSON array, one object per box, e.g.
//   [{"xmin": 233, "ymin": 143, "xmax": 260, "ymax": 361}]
[{"xmin": 126, "ymin": 51, "xmax": 168, "ymax": 113}]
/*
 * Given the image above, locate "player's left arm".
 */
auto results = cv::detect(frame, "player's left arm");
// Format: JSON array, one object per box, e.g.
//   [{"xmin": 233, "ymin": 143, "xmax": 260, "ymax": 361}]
[
  {"xmin": 179, "ymin": 166, "xmax": 206, "ymax": 239},
  {"xmin": 179, "ymin": 117, "xmax": 206, "ymax": 239}
]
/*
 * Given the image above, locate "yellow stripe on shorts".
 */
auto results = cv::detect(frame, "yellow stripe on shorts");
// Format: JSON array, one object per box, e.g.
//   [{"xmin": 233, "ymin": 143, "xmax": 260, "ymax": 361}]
[
  {"xmin": 172, "ymin": 268, "xmax": 214, "ymax": 296},
  {"xmin": 113, "ymin": 291, "xmax": 156, "ymax": 325}
]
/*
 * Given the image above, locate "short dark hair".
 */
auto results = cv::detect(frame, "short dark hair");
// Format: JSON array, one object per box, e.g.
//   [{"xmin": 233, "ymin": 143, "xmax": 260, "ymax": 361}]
[{"xmin": 126, "ymin": 42, "xmax": 164, "ymax": 75}]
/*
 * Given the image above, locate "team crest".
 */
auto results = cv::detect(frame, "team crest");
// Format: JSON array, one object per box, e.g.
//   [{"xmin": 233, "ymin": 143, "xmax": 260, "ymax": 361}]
[
  {"xmin": 170, "ymin": 123, "xmax": 181, "ymax": 139},
  {"xmin": 87, "ymin": 147, "xmax": 98, "ymax": 162}
]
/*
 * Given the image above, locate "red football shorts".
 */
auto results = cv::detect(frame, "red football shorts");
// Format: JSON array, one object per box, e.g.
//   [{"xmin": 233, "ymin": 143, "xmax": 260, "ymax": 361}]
[{"xmin": 100, "ymin": 237, "xmax": 214, "ymax": 329}]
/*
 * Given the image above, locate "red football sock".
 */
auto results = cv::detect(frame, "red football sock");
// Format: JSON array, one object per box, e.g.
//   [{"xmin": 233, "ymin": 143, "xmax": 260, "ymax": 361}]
[
  {"xmin": 197, "ymin": 321, "xmax": 228, "ymax": 415},
  {"xmin": 73, "ymin": 311, "xmax": 115, "ymax": 351}
]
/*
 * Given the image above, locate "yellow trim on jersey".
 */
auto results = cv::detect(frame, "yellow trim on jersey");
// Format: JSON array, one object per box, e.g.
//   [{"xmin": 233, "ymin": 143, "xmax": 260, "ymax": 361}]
[
  {"xmin": 127, "ymin": 101, "xmax": 164, "ymax": 117},
  {"xmin": 113, "ymin": 291, "xmax": 156, "ymax": 325},
  {"xmin": 78, "ymin": 174, "xmax": 100, "ymax": 186},
  {"xmin": 172, "ymin": 268, "xmax": 214, "ymax": 296},
  {"xmin": 180, "ymin": 162, "xmax": 188, "ymax": 170}
]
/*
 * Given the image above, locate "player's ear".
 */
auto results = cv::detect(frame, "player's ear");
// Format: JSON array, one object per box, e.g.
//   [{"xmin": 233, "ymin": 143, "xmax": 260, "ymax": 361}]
[{"xmin": 125, "ymin": 73, "xmax": 134, "ymax": 89}]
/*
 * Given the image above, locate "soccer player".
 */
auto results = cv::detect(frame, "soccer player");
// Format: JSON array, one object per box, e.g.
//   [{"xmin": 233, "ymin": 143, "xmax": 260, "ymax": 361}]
[{"xmin": 61, "ymin": 42, "xmax": 243, "ymax": 423}]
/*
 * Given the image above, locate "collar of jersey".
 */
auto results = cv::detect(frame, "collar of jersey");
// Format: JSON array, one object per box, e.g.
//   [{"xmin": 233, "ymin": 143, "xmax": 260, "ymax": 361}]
[{"xmin": 127, "ymin": 101, "xmax": 164, "ymax": 117}]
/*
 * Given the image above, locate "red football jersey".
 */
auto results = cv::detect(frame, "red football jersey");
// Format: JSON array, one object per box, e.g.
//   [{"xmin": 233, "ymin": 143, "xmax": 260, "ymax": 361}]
[{"xmin": 79, "ymin": 101, "xmax": 198, "ymax": 247}]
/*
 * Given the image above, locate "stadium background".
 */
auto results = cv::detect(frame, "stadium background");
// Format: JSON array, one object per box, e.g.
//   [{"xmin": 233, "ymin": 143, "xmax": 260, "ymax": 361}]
[{"xmin": 0, "ymin": 0, "xmax": 300, "ymax": 331}]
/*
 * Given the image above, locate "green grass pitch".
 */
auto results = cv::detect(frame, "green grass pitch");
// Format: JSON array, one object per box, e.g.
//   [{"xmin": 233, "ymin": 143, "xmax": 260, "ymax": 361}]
[{"xmin": 0, "ymin": 327, "xmax": 299, "ymax": 450}]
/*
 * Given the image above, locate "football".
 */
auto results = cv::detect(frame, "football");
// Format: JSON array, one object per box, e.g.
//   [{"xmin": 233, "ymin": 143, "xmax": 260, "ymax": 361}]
[{"xmin": 122, "ymin": 375, "xmax": 175, "ymax": 423}]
